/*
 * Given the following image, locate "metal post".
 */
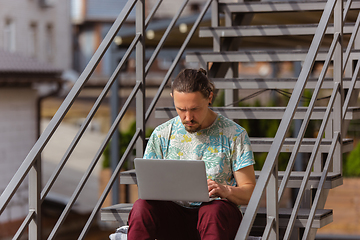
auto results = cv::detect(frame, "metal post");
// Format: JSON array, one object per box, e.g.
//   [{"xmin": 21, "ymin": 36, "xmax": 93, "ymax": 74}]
[
  {"xmin": 224, "ymin": 2, "xmax": 239, "ymax": 108},
  {"xmin": 211, "ymin": 0, "xmax": 220, "ymax": 52},
  {"xmin": 267, "ymin": 163, "xmax": 279, "ymax": 240},
  {"xmin": 110, "ymin": 43, "xmax": 120, "ymax": 204},
  {"xmin": 136, "ymin": 0, "xmax": 146, "ymax": 158},
  {"xmin": 333, "ymin": 0, "xmax": 343, "ymax": 174},
  {"xmin": 29, "ymin": 156, "xmax": 41, "ymax": 240}
]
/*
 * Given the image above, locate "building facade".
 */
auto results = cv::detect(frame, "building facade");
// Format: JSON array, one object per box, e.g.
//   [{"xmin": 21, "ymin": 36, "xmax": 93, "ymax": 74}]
[
  {"xmin": 0, "ymin": 0, "xmax": 72, "ymax": 70},
  {"xmin": 0, "ymin": 0, "xmax": 71, "ymax": 227}
]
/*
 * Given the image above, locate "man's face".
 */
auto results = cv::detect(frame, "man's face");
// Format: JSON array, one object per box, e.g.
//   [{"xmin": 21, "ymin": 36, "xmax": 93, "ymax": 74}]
[{"xmin": 172, "ymin": 90, "xmax": 213, "ymax": 133}]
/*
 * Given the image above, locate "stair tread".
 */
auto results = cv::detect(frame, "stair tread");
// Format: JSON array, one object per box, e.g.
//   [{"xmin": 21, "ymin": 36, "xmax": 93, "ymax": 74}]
[
  {"xmin": 211, "ymin": 77, "xmax": 360, "ymax": 89},
  {"xmin": 186, "ymin": 49, "xmax": 360, "ymax": 63},
  {"xmin": 155, "ymin": 106, "xmax": 360, "ymax": 120},
  {"xmin": 219, "ymin": 0, "xmax": 360, "ymax": 13},
  {"xmin": 101, "ymin": 203, "xmax": 332, "ymax": 228},
  {"xmin": 119, "ymin": 169, "xmax": 343, "ymax": 189},
  {"xmin": 199, "ymin": 23, "xmax": 355, "ymax": 37}
]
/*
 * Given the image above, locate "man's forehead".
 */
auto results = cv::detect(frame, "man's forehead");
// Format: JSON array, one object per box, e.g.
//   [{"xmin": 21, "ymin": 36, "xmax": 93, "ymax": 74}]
[{"xmin": 173, "ymin": 91, "xmax": 207, "ymax": 109}]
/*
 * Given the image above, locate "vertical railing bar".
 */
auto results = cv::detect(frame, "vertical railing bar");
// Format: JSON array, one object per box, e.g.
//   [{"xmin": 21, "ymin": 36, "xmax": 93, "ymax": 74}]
[
  {"xmin": 145, "ymin": 0, "xmax": 163, "ymax": 29},
  {"xmin": 29, "ymin": 157, "xmax": 41, "ymax": 240},
  {"xmin": 78, "ymin": 129, "xmax": 141, "ymax": 240},
  {"xmin": 41, "ymin": 33, "xmax": 141, "ymax": 202},
  {"xmin": 282, "ymin": 83, "xmax": 340, "ymax": 240},
  {"xmin": 266, "ymin": 163, "xmax": 279, "ymax": 240},
  {"xmin": 343, "ymin": 0, "xmax": 353, "ymax": 21},
  {"xmin": 333, "ymin": 0, "xmax": 344, "ymax": 175},
  {"xmin": 343, "ymin": 12, "xmax": 360, "ymax": 70},
  {"xmin": 343, "ymin": 55, "xmax": 360, "ymax": 119},
  {"xmin": 135, "ymin": 0, "xmax": 146, "ymax": 185},
  {"xmin": 236, "ymin": 0, "xmax": 337, "ymax": 238},
  {"xmin": 262, "ymin": 217, "xmax": 275, "ymax": 240},
  {"xmin": 302, "ymin": 132, "xmax": 340, "ymax": 240},
  {"xmin": 12, "ymin": 210, "xmax": 35, "ymax": 240},
  {"xmin": 0, "ymin": 0, "xmax": 137, "ymax": 215},
  {"xmin": 145, "ymin": 0, "xmax": 189, "ymax": 76},
  {"xmin": 145, "ymin": 0, "xmax": 213, "ymax": 121},
  {"xmin": 278, "ymin": 33, "xmax": 340, "ymax": 201},
  {"xmin": 47, "ymin": 83, "xmax": 141, "ymax": 240}
]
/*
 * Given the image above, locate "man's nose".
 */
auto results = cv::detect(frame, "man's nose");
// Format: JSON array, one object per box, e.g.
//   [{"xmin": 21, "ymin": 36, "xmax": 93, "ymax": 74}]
[{"xmin": 184, "ymin": 111, "xmax": 193, "ymax": 121}]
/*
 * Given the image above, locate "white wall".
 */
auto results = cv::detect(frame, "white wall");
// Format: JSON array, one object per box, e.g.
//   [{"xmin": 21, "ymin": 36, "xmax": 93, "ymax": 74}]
[
  {"xmin": 0, "ymin": 0, "xmax": 72, "ymax": 70},
  {"xmin": 0, "ymin": 88, "xmax": 37, "ymax": 223}
]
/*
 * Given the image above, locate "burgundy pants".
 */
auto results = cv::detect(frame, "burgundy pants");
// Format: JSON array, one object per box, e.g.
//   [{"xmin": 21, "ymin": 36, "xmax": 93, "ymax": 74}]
[{"xmin": 127, "ymin": 199, "xmax": 242, "ymax": 240}]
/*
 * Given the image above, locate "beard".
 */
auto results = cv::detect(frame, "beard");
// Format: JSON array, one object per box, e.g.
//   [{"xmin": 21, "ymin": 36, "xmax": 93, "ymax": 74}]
[{"xmin": 183, "ymin": 120, "xmax": 201, "ymax": 133}]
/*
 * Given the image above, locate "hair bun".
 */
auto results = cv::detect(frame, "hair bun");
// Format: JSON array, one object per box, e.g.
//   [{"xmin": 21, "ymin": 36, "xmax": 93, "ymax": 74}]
[{"xmin": 198, "ymin": 68, "xmax": 207, "ymax": 76}]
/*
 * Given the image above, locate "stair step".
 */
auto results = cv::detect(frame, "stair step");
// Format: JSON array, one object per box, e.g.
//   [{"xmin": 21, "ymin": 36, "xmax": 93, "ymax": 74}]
[
  {"xmin": 212, "ymin": 77, "xmax": 360, "ymax": 89},
  {"xmin": 250, "ymin": 137, "xmax": 353, "ymax": 154},
  {"xmin": 200, "ymin": 23, "xmax": 355, "ymax": 38},
  {"xmin": 186, "ymin": 49, "xmax": 360, "ymax": 63},
  {"xmin": 155, "ymin": 106, "xmax": 360, "ymax": 120},
  {"xmin": 101, "ymin": 203, "xmax": 333, "ymax": 229},
  {"xmin": 218, "ymin": 0, "xmax": 360, "ymax": 13},
  {"xmin": 119, "ymin": 169, "xmax": 343, "ymax": 189}
]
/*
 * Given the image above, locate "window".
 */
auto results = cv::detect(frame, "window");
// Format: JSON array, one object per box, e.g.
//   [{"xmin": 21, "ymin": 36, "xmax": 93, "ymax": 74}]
[
  {"xmin": 28, "ymin": 23, "xmax": 38, "ymax": 58},
  {"xmin": 4, "ymin": 19, "xmax": 16, "ymax": 52},
  {"xmin": 45, "ymin": 24, "xmax": 54, "ymax": 62},
  {"xmin": 39, "ymin": 0, "xmax": 55, "ymax": 7}
]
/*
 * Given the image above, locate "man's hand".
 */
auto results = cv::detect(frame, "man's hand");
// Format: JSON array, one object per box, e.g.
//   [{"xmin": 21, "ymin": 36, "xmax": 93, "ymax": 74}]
[
  {"xmin": 207, "ymin": 179, "xmax": 231, "ymax": 199},
  {"xmin": 206, "ymin": 165, "xmax": 256, "ymax": 205}
]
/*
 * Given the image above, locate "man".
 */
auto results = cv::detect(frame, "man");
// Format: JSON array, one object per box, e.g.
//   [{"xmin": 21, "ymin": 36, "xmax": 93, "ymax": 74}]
[{"xmin": 127, "ymin": 68, "xmax": 256, "ymax": 240}]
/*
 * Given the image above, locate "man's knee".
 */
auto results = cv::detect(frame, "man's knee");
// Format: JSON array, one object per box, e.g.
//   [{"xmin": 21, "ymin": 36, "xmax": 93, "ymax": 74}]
[
  {"xmin": 198, "ymin": 200, "xmax": 242, "ymax": 227},
  {"xmin": 130, "ymin": 199, "xmax": 159, "ymax": 218}
]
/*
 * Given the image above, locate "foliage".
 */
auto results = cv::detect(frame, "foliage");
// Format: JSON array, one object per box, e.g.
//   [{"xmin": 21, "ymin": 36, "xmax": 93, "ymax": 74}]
[
  {"xmin": 343, "ymin": 142, "xmax": 360, "ymax": 177},
  {"xmin": 102, "ymin": 121, "xmax": 154, "ymax": 169}
]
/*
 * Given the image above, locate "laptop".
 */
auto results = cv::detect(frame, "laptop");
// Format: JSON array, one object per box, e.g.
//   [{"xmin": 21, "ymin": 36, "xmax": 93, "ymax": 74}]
[{"xmin": 134, "ymin": 158, "xmax": 211, "ymax": 202}]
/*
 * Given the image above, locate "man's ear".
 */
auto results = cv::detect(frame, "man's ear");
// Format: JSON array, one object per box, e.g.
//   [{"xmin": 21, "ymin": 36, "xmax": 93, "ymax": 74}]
[
  {"xmin": 209, "ymin": 92, "xmax": 214, "ymax": 105},
  {"xmin": 170, "ymin": 92, "xmax": 173, "ymax": 98}
]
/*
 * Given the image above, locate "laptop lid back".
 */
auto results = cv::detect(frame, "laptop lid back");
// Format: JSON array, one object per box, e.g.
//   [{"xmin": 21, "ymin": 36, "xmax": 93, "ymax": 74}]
[{"xmin": 134, "ymin": 158, "xmax": 210, "ymax": 202}]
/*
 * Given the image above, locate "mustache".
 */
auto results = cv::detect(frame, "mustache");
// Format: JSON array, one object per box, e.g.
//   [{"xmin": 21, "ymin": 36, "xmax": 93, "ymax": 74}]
[{"xmin": 183, "ymin": 120, "xmax": 198, "ymax": 124}]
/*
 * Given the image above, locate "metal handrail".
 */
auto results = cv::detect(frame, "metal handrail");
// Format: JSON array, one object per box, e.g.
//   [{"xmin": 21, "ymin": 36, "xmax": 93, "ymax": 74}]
[
  {"xmin": 1, "ymin": 0, "xmax": 199, "ymax": 238},
  {"xmin": 343, "ymin": 12, "xmax": 360, "ymax": 70},
  {"xmin": 145, "ymin": 0, "xmax": 163, "ymax": 29},
  {"xmin": 302, "ymin": 131, "xmax": 340, "ymax": 240},
  {"xmin": 46, "ymin": 58, "xmax": 142, "ymax": 240},
  {"xmin": 278, "ymin": 32, "xmax": 340, "ymax": 202},
  {"xmin": 0, "ymin": 0, "xmax": 137, "ymax": 215},
  {"xmin": 343, "ymin": 55, "xmax": 360, "ymax": 119},
  {"xmin": 283, "ymin": 82, "xmax": 341, "ymax": 240},
  {"xmin": 236, "ymin": 0, "xmax": 338, "ymax": 238},
  {"xmin": 343, "ymin": 0, "xmax": 353, "ymax": 21},
  {"xmin": 262, "ymin": 216, "xmax": 275, "ymax": 240},
  {"xmin": 41, "ymin": 33, "xmax": 141, "ymax": 203},
  {"xmin": 145, "ymin": 0, "xmax": 189, "ymax": 75},
  {"xmin": 10, "ymin": 24, "xmax": 141, "ymax": 240},
  {"xmin": 13, "ymin": 210, "xmax": 35, "ymax": 240},
  {"xmin": 2, "ymin": 0, "xmax": 357, "ymax": 239}
]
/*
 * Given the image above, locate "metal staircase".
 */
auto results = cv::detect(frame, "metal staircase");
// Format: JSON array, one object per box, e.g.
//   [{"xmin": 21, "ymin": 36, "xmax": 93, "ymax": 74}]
[{"xmin": 1, "ymin": 0, "xmax": 360, "ymax": 239}]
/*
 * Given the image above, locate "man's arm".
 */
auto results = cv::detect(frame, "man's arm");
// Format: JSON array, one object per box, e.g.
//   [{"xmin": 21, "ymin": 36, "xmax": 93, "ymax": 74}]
[{"xmin": 207, "ymin": 165, "xmax": 256, "ymax": 206}]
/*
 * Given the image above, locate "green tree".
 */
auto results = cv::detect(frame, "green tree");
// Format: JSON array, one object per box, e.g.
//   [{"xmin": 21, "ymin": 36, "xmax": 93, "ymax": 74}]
[
  {"xmin": 102, "ymin": 121, "xmax": 153, "ymax": 169},
  {"xmin": 344, "ymin": 142, "xmax": 360, "ymax": 177}
]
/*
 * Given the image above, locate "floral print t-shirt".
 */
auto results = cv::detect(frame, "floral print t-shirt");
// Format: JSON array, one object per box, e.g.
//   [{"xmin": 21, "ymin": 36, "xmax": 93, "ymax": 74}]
[{"xmin": 143, "ymin": 113, "xmax": 255, "ymax": 207}]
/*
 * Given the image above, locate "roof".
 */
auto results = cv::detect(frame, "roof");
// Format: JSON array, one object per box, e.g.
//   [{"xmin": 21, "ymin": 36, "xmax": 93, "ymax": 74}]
[
  {"xmin": 0, "ymin": 50, "xmax": 62, "ymax": 74},
  {"xmin": 0, "ymin": 50, "xmax": 63, "ymax": 86}
]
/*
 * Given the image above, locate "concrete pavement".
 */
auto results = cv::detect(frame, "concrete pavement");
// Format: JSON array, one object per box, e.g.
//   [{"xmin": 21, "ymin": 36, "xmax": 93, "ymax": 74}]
[{"xmin": 41, "ymin": 119, "xmax": 106, "ymax": 214}]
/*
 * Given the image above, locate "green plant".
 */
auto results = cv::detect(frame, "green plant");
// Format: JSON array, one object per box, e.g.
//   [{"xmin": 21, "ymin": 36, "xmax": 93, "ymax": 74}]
[
  {"xmin": 344, "ymin": 142, "xmax": 360, "ymax": 177},
  {"xmin": 102, "ymin": 121, "xmax": 154, "ymax": 169}
]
